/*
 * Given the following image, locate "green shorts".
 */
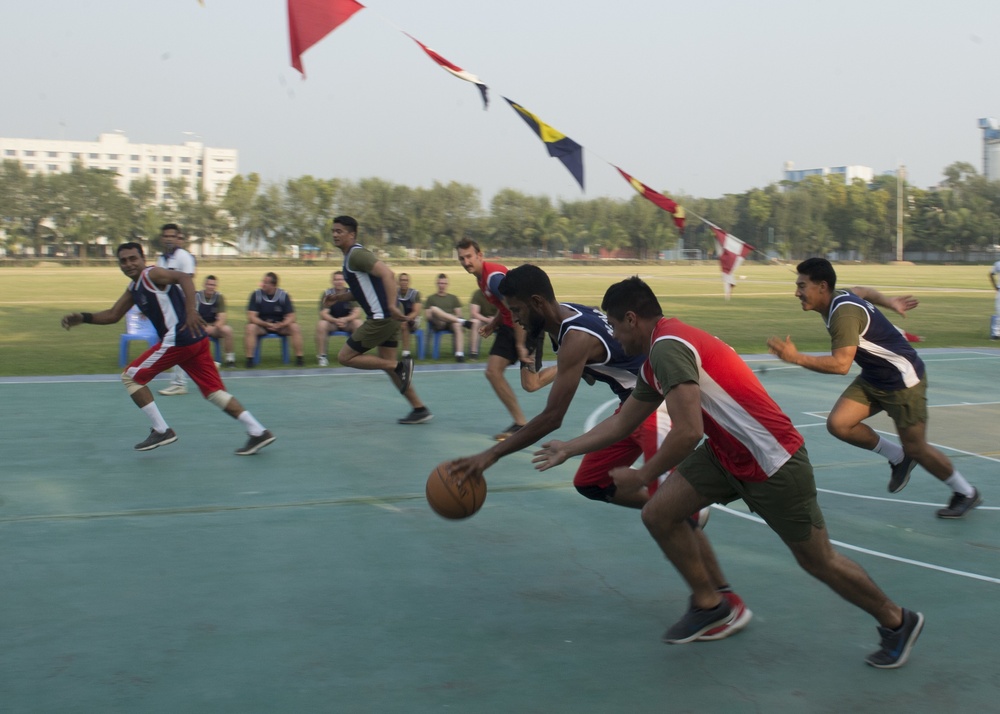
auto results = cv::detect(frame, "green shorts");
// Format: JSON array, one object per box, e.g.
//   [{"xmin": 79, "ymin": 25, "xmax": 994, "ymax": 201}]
[
  {"xmin": 678, "ymin": 443, "xmax": 824, "ymax": 542},
  {"xmin": 347, "ymin": 318, "xmax": 400, "ymax": 352},
  {"xmin": 841, "ymin": 374, "xmax": 928, "ymax": 429}
]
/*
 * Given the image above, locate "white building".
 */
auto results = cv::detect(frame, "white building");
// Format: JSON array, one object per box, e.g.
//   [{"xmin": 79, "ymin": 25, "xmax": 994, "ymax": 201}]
[
  {"xmin": 0, "ymin": 131, "xmax": 237, "ymax": 201},
  {"xmin": 783, "ymin": 161, "xmax": 874, "ymax": 185},
  {"xmin": 979, "ymin": 118, "xmax": 1000, "ymax": 182}
]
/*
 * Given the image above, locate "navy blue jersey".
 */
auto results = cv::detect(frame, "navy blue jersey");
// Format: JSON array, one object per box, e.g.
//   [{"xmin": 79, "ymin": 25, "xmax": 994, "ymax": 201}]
[
  {"xmin": 248, "ymin": 288, "xmax": 294, "ymax": 323},
  {"xmin": 129, "ymin": 267, "xmax": 204, "ymax": 347},
  {"xmin": 320, "ymin": 289, "xmax": 355, "ymax": 319},
  {"xmin": 342, "ymin": 243, "xmax": 392, "ymax": 319},
  {"xmin": 828, "ymin": 290, "xmax": 925, "ymax": 390},
  {"xmin": 555, "ymin": 303, "xmax": 645, "ymax": 402},
  {"xmin": 196, "ymin": 290, "xmax": 225, "ymax": 324}
]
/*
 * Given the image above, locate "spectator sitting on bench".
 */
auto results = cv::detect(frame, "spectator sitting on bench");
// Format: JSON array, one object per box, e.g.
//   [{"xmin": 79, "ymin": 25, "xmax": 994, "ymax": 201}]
[
  {"xmin": 423, "ymin": 273, "xmax": 472, "ymax": 362},
  {"xmin": 468, "ymin": 288, "xmax": 497, "ymax": 360},
  {"xmin": 245, "ymin": 272, "xmax": 304, "ymax": 367},
  {"xmin": 198, "ymin": 274, "xmax": 236, "ymax": 367},
  {"xmin": 397, "ymin": 272, "xmax": 423, "ymax": 358},
  {"xmin": 316, "ymin": 270, "xmax": 362, "ymax": 367}
]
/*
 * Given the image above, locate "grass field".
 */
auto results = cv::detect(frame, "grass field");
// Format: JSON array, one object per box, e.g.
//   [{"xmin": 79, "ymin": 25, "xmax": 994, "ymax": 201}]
[{"xmin": 0, "ymin": 261, "xmax": 994, "ymax": 377}]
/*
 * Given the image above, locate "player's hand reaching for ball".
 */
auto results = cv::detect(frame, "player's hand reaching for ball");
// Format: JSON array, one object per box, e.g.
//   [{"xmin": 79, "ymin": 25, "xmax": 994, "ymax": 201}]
[
  {"xmin": 451, "ymin": 453, "xmax": 495, "ymax": 485},
  {"xmin": 532, "ymin": 440, "xmax": 568, "ymax": 472}
]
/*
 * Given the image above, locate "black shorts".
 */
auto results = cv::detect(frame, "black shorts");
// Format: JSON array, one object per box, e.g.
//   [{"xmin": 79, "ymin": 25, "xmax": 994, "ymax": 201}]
[{"xmin": 489, "ymin": 324, "xmax": 519, "ymax": 363}]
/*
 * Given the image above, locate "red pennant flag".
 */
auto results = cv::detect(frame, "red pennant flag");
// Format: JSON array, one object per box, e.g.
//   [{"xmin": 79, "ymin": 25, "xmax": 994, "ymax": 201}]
[
  {"xmin": 405, "ymin": 34, "xmax": 489, "ymax": 109},
  {"xmin": 288, "ymin": 0, "xmax": 365, "ymax": 77},
  {"xmin": 614, "ymin": 167, "xmax": 685, "ymax": 230},
  {"xmin": 708, "ymin": 225, "xmax": 754, "ymax": 300}
]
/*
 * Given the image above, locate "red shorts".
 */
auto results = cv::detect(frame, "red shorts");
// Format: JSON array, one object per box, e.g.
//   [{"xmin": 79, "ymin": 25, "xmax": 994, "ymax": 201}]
[
  {"xmin": 124, "ymin": 339, "xmax": 225, "ymax": 397},
  {"xmin": 573, "ymin": 402, "xmax": 672, "ymax": 496}
]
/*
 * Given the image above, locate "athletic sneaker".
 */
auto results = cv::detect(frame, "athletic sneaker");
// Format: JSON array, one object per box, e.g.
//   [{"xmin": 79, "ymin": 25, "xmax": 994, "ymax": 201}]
[
  {"xmin": 662, "ymin": 596, "xmax": 733, "ymax": 644},
  {"xmin": 698, "ymin": 591, "xmax": 753, "ymax": 641},
  {"xmin": 493, "ymin": 423, "xmax": 523, "ymax": 441},
  {"xmin": 295, "ymin": 356, "xmax": 305, "ymax": 367},
  {"xmin": 318, "ymin": 355, "xmax": 329, "ymax": 367},
  {"xmin": 866, "ymin": 608, "xmax": 924, "ymax": 668},
  {"xmin": 888, "ymin": 455, "xmax": 916, "ymax": 493},
  {"xmin": 395, "ymin": 355, "xmax": 414, "ymax": 394},
  {"xmin": 158, "ymin": 384, "xmax": 188, "ymax": 396},
  {"xmin": 224, "ymin": 359, "xmax": 237, "ymax": 368},
  {"xmin": 398, "ymin": 408, "xmax": 433, "ymax": 425},
  {"xmin": 235, "ymin": 430, "xmax": 276, "ymax": 455},
  {"xmin": 134, "ymin": 428, "xmax": 178, "ymax": 451},
  {"xmin": 936, "ymin": 488, "xmax": 982, "ymax": 519}
]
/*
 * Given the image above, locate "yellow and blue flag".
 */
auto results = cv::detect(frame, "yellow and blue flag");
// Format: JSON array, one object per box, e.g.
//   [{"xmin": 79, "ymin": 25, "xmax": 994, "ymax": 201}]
[{"xmin": 504, "ymin": 98, "xmax": 584, "ymax": 190}]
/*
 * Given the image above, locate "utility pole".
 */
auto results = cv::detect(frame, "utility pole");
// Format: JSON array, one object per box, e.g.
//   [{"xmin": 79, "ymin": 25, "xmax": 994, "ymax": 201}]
[{"xmin": 896, "ymin": 165, "xmax": 906, "ymax": 262}]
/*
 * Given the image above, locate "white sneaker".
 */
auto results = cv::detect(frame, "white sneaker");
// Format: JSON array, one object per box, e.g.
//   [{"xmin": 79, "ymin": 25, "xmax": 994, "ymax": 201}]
[
  {"xmin": 318, "ymin": 355, "xmax": 329, "ymax": 367},
  {"xmin": 158, "ymin": 385, "xmax": 188, "ymax": 396}
]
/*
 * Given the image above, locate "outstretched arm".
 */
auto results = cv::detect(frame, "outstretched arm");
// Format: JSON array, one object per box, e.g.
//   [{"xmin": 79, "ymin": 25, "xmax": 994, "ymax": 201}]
[
  {"xmin": 767, "ymin": 334, "xmax": 856, "ymax": 375},
  {"xmin": 850, "ymin": 286, "xmax": 918, "ymax": 317},
  {"xmin": 61, "ymin": 291, "xmax": 134, "ymax": 329}
]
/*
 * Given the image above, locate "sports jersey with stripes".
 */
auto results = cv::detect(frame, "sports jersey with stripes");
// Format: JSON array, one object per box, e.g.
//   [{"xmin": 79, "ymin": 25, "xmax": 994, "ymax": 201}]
[
  {"xmin": 196, "ymin": 291, "xmax": 224, "ymax": 324},
  {"xmin": 477, "ymin": 261, "xmax": 514, "ymax": 328},
  {"xmin": 342, "ymin": 244, "xmax": 392, "ymax": 319},
  {"xmin": 397, "ymin": 288, "xmax": 420, "ymax": 317},
  {"xmin": 827, "ymin": 290, "xmax": 925, "ymax": 390},
  {"xmin": 554, "ymin": 303, "xmax": 645, "ymax": 402},
  {"xmin": 640, "ymin": 317, "xmax": 803, "ymax": 482},
  {"xmin": 128, "ymin": 267, "xmax": 205, "ymax": 347}
]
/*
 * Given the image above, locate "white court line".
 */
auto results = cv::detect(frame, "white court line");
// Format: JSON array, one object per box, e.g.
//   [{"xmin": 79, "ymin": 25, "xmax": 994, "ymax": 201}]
[
  {"xmin": 714, "ymin": 504, "xmax": 1000, "ymax": 585},
  {"xmin": 816, "ymin": 487, "xmax": 1000, "ymax": 510},
  {"xmin": 584, "ymin": 398, "xmax": 621, "ymax": 432}
]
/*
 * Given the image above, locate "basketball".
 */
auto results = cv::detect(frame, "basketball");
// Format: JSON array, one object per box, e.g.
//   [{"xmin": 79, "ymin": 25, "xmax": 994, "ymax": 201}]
[{"xmin": 425, "ymin": 461, "xmax": 487, "ymax": 519}]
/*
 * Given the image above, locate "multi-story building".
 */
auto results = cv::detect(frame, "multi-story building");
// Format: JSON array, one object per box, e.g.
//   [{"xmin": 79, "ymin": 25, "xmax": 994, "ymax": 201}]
[
  {"xmin": 0, "ymin": 131, "xmax": 237, "ymax": 201},
  {"xmin": 783, "ymin": 161, "xmax": 874, "ymax": 186},
  {"xmin": 979, "ymin": 118, "xmax": 1000, "ymax": 182}
]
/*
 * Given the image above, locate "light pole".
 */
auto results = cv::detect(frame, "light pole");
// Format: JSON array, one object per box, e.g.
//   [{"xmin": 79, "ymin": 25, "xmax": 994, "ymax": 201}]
[{"xmin": 896, "ymin": 165, "xmax": 906, "ymax": 262}]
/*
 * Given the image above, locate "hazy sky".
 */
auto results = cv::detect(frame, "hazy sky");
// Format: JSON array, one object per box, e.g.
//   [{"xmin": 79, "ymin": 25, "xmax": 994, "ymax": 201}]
[{"xmin": 4, "ymin": 0, "xmax": 1000, "ymax": 204}]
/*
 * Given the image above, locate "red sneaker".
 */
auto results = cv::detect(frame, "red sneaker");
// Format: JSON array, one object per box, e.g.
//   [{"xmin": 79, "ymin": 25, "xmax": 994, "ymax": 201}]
[{"xmin": 698, "ymin": 591, "xmax": 753, "ymax": 641}]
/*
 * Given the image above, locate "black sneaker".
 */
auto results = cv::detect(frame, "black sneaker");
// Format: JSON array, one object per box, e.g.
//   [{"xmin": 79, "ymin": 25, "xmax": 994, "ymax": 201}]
[
  {"xmin": 866, "ymin": 608, "xmax": 924, "ymax": 668},
  {"xmin": 888, "ymin": 455, "xmax": 916, "ymax": 493},
  {"xmin": 295, "ymin": 356, "xmax": 305, "ymax": 367},
  {"xmin": 245, "ymin": 358, "xmax": 254, "ymax": 369},
  {"xmin": 936, "ymin": 488, "xmax": 982, "ymax": 519},
  {"xmin": 395, "ymin": 355, "xmax": 414, "ymax": 394},
  {"xmin": 134, "ymin": 428, "xmax": 178, "ymax": 451},
  {"xmin": 224, "ymin": 359, "xmax": 237, "ymax": 368},
  {"xmin": 235, "ymin": 430, "xmax": 276, "ymax": 455},
  {"xmin": 662, "ymin": 596, "xmax": 733, "ymax": 644},
  {"xmin": 456, "ymin": 355, "xmax": 465, "ymax": 363},
  {"xmin": 493, "ymin": 423, "xmax": 523, "ymax": 441},
  {"xmin": 398, "ymin": 408, "xmax": 433, "ymax": 425}
]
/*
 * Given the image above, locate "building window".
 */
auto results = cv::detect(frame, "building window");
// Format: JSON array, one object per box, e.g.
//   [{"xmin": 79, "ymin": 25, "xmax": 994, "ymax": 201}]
[
  {"xmin": 47, "ymin": 151, "xmax": 58, "ymax": 158},
  {"xmin": 197, "ymin": 159, "xmax": 203, "ymax": 165},
  {"xmin": 3, "ymin": 149, "xmax": 13, "ymax": 156},
  {"xmin": 181, "ymin": 169, "xmax": 190, "ymax": 176},
  {"xmin": 162, "ymin": 156, "xmax": 172, "ymax": 162},
  {"xmin": 25, "ymin": 163, "xmax": 35, "ymax": 169},
  {"xmin": 71, "ymin": 152, "xmax": 81, "ymax": 159},
  {"xmin": 108, "ymin": 154, "xmax": 119, "ymax": 160},
  {"xmin": 150, "ymin": 168, "xmax": 157, "ymax": 174},
  {"xmin": 163, "ymin": 169, "xmax": 172, "ymax": 176},
  {"xmin": 180, "ymin": 156, "xmax": 191, "ymax": 163},
  {"xmin": 89, "ymin": 153, "xmax": 98, "ymax": 159},
  {"xmin": 130, "ymin": 154, "xmax": 139, "ymax": 161},
  {"xmin": 24, "ymin": 150, "xmax": 35, "ymax": 157},
  {"xmin": 130, "ymin": 167, "xmax": 140, "ymax": 174},
  {"xmin": 48, "ymin": 164, "xmax": 58, "ymax": 171}
]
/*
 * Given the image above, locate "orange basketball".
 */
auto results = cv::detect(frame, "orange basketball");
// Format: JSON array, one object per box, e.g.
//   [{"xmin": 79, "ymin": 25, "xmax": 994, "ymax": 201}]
[{"xmin": 425, "ymin": 461, "xmax": 487, "ymax": 519}]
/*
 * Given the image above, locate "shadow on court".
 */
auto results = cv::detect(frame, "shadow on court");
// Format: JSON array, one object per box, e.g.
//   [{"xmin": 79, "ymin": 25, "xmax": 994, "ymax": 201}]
[{"xmin": 1, "ymin": 348, "xmax": 998, "ymax": 713}]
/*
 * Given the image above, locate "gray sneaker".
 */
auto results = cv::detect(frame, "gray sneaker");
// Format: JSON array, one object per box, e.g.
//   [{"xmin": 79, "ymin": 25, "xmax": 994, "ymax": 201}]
[
  {"xmin": 398, "ymin": 408, "xmax": 433, "ymax": 425},
  {"xmin": 936, "ymin": 488, "xmax": 982, "ymax": 519},
  {"xmin": 888, "ymin": 455, "xmax": 916, "ymax": 493},
  {"xmin": 395, "ymin": 355, "xmax": 414, "ymax": 394},
  {"xmin": 866, "ymin": 608, "xmax": 924, "ymax": 668},
  {"xmin": 235, "ymin": 430, "xmax": 276, "ymax": 455},
  {"xmin": 662, "ymin": 596, "xmax": 732, "ymax": 644},
  {"xmin": 134, "ymin": 428, "xmax": 178, "ymax": 451}
]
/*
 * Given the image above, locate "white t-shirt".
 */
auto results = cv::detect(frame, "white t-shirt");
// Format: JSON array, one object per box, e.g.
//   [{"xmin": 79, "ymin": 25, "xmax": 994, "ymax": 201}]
[{"xmin": 156, "ymin": 247, "xmax": 196, "ymax": 275}]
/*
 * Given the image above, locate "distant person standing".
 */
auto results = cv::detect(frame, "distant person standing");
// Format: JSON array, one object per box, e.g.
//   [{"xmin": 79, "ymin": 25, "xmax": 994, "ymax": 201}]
[
  {"xmin": 156, "ymin": 224, "xmax": 196, "ymax": 395},
  {"xmin": 197, "ymin": 275, "xmax": 236, "ymax": 368},
  {"xmin": 990, "ymin": 258, "xmax": 1000, "ymax": 339},
  {"xmin": 61, "ymin": 242, "xmax": 274, "ymax": 455},
  {"xmin": 328, "ymin": 215, "xmax": 431, "ymax": 425},
  {"xmin": 767, "ymin": 258, "xmax": 981, "ymax": 519},
  {"xmin": 456, "ymin": 238, "xmax": 534, "ymax": 441}
]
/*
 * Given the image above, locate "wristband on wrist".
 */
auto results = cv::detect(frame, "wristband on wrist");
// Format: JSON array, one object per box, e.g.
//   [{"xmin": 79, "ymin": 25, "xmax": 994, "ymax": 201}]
[{"xmin": 81, "ymin": 312, "xmax": 93, "ymax": 324}]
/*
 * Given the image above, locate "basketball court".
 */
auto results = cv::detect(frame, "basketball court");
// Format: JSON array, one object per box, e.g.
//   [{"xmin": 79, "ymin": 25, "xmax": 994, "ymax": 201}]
[{"xmin": 1, "ymin": 348, "xmax": 998, "ymax": 712}]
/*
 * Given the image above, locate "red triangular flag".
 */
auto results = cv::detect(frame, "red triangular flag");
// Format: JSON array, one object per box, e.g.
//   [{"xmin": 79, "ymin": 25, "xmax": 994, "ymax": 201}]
[
  {"xmin": 289, "ymin": 0, "xmax": 364, "ymax": 76},
  {"xmin": 614, "ymin": 167, "xmax": 685, "ymax": 230},
  {"xmin": 708, "ymin": 225, "xmax": 754, "ymax": 300}
]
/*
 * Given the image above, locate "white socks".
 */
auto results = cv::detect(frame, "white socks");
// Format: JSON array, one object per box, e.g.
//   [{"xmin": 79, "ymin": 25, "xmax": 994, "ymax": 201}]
[
  {"xmin": 873, "ymin": 436, "xmax": 904, "ymax": 465},
  {"xmin": 238, "ymin": 411, "xmax": 266, "ymax": 437},
  {"xmin": 141, "ymin": 403, "xmax": 169, "ymax": 433}
]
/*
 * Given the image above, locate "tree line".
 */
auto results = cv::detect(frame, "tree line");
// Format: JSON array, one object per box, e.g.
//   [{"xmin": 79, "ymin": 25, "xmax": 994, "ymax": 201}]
[{"xmin": 2, "ymin": 158, "xmax": 999, "ymax": 262}]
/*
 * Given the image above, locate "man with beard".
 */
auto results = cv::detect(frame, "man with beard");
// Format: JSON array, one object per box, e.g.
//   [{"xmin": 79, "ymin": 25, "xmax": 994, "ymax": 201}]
[{"xmin": 452, "ymin": 265, "xmax": 752, "ymax": 641}]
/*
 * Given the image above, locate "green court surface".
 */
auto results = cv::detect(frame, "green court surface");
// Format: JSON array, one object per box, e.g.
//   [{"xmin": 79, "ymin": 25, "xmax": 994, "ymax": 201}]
[{"xmin": 2, "ymin": 349, "xmax": 998, "ymax": 713}]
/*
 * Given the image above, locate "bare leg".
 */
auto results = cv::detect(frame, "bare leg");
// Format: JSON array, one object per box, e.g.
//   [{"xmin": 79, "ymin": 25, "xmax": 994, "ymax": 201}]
[{"xmin": 483, "ymin": 354, "xmax": 526, "ymax": 425}]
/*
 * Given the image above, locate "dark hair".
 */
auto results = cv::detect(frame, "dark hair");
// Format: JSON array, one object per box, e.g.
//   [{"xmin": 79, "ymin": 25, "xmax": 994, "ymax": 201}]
[
  {"xmin": 601, "ymin": 276, "xmax": 663, "ymax": 320},
  {"xmin": 399, "ymin": 272, "xmax": 409, "ymax": 279},
  {"xmin": 265, "ymin": 271, "xmax": 279, "ymax": 285},
  {"xmin": 116, "ymin": 242, "xmax": 145, "ymax": 258},
  {"xmin": 205, "ymin": 274, "xmax": 217, "ymax": 281},
  {"xmin": 456, "ymin": 238, "xmax": 481, "ymax": 253},
  {"xmin": 436, "ymin": 273, "xmax": 448, "ymax": 280},
  {"xmin": 796, "ymin": 257, "xmax": 837, "ymax": 291},
  {"xmin": 333, "ymin": 270, "xmax": 344, "ymax": 277},
  {"xmin": 333, "ymin": 215, "xmax": 358, "ymax": 233},
  {"xmin": 499, "ymin": 264, "xmax": 555, "ymax": 303},
  {"xmin": 161, "ymin": 223, "xmax": 181, "ymax": 233}
]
